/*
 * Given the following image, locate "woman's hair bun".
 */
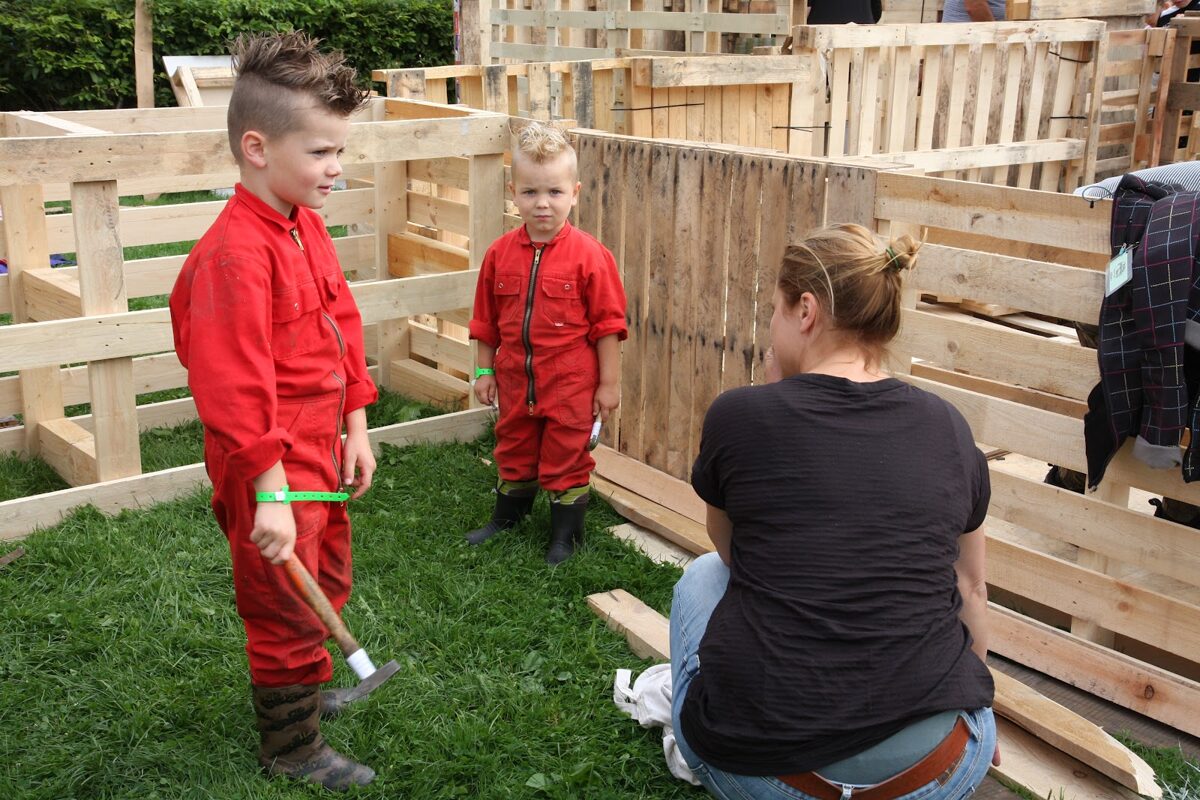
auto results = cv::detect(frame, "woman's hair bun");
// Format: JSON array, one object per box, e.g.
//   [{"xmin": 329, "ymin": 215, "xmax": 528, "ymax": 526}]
[{"xmin": 882, "ymin": 234, "xmax": 922, "ymax": 275}]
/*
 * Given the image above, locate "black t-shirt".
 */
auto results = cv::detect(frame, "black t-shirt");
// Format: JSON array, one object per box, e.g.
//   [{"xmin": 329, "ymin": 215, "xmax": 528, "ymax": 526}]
[
  {"xmin": 682, "ymin": 374, "xmax": 994, "ymax": 776},
  {"xmin": 806, "ymin": 0, "xmax": 877, "ymax": 23}
]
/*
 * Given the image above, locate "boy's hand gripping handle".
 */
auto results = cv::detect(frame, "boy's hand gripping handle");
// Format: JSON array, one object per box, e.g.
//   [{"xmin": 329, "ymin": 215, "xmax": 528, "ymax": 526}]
[{"xmin": 283, "ymin": 556, "xmax": 378, "ymax": 679}]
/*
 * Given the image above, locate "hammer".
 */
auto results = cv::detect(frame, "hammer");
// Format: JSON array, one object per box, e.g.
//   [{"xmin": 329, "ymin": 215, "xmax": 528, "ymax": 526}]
[{"xmin": 284, "ymin": 556, "xmax": 400, "ymax": 702}]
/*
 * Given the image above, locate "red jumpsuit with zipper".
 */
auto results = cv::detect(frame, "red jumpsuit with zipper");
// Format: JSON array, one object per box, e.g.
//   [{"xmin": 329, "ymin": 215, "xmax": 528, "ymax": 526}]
[
  {"xmin": 170, "ymin": 185, "xmax": 377, "ymax": 687},
  {"xmin": 469, "ymin": 222, "xmax": 627, "ymax": 490}
]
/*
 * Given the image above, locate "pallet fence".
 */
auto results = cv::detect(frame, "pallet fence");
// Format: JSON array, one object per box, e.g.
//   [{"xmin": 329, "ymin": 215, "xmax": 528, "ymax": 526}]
[
  {"xmin": 1096, "ymin": 26, "xmax": 1174, "ymax": 179},
  {"xmin": 377, "ymin": 21, "xmax": 1108, "ymax": 191},
  {"xmin": 1161, "ymin": 14, "xmax": 1200, "ymax": 166},
  {"xmin": 483, "ymin": 0, "xmax": 790, "ymax": 63},
  {"xmin": 566, "ymin": 127, "xmax": 1200, "ymax": 736},
  {"xmin": 0, "ymin": 98, "xmax": 506, "ymax": 526}
]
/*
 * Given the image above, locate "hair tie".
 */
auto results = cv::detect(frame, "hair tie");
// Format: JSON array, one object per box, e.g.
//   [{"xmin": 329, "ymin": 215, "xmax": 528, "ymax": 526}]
[{"xmin": 884, "ymin": 246, "xmax": 900, "ymax": 272}]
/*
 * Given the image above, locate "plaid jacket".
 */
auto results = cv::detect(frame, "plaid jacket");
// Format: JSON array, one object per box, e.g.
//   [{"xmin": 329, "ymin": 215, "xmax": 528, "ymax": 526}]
[{"xmin": 1086, "ymin": 175, "xmax": 1200, "ymax": 487}]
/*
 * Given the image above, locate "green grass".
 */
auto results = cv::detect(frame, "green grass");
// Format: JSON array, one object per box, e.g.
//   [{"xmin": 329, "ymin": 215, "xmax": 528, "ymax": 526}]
[{"xmin": 0, "ymin": 430, "xmax": 691, "ymax": 800}]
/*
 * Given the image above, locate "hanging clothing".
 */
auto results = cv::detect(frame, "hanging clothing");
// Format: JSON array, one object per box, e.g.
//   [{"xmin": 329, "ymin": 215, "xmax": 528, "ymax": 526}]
[{"xmin": 1085, "ymin": 174, "xmax": 1200, "ymax": 488}]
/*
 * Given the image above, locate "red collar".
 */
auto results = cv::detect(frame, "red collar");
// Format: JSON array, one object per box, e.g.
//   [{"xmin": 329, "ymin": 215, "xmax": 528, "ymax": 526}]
[
  {"xmin": 516, "ymin": 220, "xmax": 574, "ymax": 248},
  {"xmin": 233, "ymin": 183, "xmax": 300, "ymax": 231}
]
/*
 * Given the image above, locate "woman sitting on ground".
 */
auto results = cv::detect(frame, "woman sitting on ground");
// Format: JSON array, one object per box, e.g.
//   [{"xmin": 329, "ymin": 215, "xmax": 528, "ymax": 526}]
[{"xmin": 670, "ymin": 223, "xmax": 999, "ymax": 800}]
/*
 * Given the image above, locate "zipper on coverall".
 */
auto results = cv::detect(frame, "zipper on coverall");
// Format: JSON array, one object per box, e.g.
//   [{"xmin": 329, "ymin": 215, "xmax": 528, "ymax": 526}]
[
  {"xmin": 522, "ymin": 246, "xmax": 545, "ymax": 413},
  {"xmin": 291, "ymin": 226, "xmax": 349, "ymax": 498}
]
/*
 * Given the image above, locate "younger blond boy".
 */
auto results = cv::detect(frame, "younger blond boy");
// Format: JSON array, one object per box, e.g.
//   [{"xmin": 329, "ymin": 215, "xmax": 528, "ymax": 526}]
[{"xmin": 466, "ymin": 122, "xmax": 628, "ymax": 563}]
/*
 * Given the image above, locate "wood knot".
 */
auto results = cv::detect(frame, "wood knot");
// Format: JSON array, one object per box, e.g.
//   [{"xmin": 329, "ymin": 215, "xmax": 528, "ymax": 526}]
[{"xmin": 1144, "ymin": 684, "xmax": 1155, "ymax": 700}]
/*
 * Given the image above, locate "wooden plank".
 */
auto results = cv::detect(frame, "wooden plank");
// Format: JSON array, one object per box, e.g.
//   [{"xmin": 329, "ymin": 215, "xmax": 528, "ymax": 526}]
[
  {"xmin": 988, "ymin": 469, "xmax": 1200, "ymax": 589},
  {"xmin": 992, "ymin": 669, "xmax": 1161, "ymax": 797},
  {"xmin": 408, "ymin": 321, "xmax": 471, "ymax": 374},
  {"xmin": 888, "ymin": 138, "xmax": 1084, "ymax": 174},
  {"xmin": 586, "ymin": 588, "xmax": 670, "ymax": 660},
  {"xmin": 667, "ymin": 147, "xmax": 700, "ymax": 476},
  {"xmin": 135, "ymin": 0, "xmax": 154, "ymax": 108},
  {"xmin": 0, "ymin": 115, "xmax": 508, "ymax": 186},
  {"xmin": 20, "ymin": 268, "xmax": 82, "ymax": 322},
  {"xmin": 592, "ymin": 475, "xmax": 713, "ymax": 554},
  {"xmin": 618, "ymin": 140, "xmax": 650, "ymax": 459},
  {"xmin": 37, "ymin": 417, "xmax": 98, "ymax": 487},
  {"xmin": 913, "ymin": 245, "xmax": 1102, "ymax": 323},
  {"xmin": 721, "ymin": 153, "xmax": 761, "ymax": 390},
  {"xmin": 593, "ymin": 444, "xmax": 705, "ymax": 523},
  {"xmin": 901, "ymin": 307, "xmax": 1096, "ymax": 401},
  {"xmin": 388, "ymin": 232, "xmax": 470, "ymax": 277},
  {"xmin": 989, "ymin": 604, "xmax": 1200, "ymax": 739},
  {"xmin": 903, "ymin": 374, "xmax": 1200, "ymax": 505},
  {"xmin": 389, "ymin": 358, "xmax": 469, "ymax": 409},
  {"xmin": 0, "ymin": 182, "xmax": 65, "ymax": 455},
  {"xmin": 632, "ymin": 55, "xmax": 809, "ymax": 88},
  {"xmin": 993, "ymin": 717, "xmax": 1146, "ymax": 800},
  {"xmin": 0, "ymin": 409, "xmax": 492, "ymax": 541},
  {"xmin": 72, "ymin": 180, "xmax": 140, "ymax": 483},
  {"xmin": 793, "ymin": 20, "xmax": 1105, "ymax": 51},
  {"xmin": 875, "ymin": 172, "xmax": 1109, "ymax": 255},
  {"xmin": 988, "ymin": 534, "xmax": 1200, "ymax": 664},
  {"xmin": 641, "ymin": 143, "xmax": 677, "ymax": 471}
]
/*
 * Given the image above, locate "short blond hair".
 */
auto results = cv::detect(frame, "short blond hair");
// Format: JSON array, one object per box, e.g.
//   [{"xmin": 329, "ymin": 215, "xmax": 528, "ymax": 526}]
[
  {"xmin": 511, "ymin": 121, "xmax": 578, "ymax": 176},
  {"xmin": 227, "ymin": 31, "xmax": 368, "ymax": 163}
]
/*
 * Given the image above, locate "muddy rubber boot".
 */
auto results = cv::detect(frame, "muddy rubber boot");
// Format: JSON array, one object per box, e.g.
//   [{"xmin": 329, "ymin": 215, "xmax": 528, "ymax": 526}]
[
  {"xmin": 545, "ymin": 495, "xmax": 588, "ymax": 565},
  {"xmin": 465, "ymin": 489, "xmax": 537, "ymax": 545},
  {"xmin": 253, "ymin": 684, "xmax": 375, "ymax": 790}
]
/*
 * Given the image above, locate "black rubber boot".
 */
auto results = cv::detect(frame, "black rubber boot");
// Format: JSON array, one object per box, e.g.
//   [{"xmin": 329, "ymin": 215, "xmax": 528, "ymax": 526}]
[
  {"xmin": 1151, "ymin": 497, "xmax": 1200, "ymax": 529},
  {"xmin": 1043, "ymin": 464, "xmax": 1086, "ymax": 494},
  {"xmin": 465, "ymin": 489, "xmax": 536, "ymax": 545},
  {"xmin": 545, "ymin": 496, "xmax": 588, "ymax": 565}
]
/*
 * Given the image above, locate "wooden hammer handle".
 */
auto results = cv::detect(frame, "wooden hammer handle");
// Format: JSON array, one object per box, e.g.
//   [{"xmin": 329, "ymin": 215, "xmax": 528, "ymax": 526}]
[{"xmin": 284, "ymin": 556, "xmax": 360, "ymax": 658}]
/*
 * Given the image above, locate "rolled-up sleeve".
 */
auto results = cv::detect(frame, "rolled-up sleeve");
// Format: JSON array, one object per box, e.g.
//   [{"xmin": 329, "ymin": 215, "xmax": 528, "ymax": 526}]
[
  {"xmin": 469, "ymin": 247, "xmax": 501, "ymax": 348},
  {"xmin": 584, "ymin": 246, "xmax": 628, "ymax": 343}
]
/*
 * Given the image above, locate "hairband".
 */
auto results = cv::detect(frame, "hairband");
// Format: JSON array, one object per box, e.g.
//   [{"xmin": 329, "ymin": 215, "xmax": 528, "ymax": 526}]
[{"xmin": 884, "ymin": 246, "xmax": 900, "ymax": 271}]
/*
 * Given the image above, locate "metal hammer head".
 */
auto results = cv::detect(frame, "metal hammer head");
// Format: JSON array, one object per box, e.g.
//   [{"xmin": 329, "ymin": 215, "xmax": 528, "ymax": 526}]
[{"xmin": 344, "ymin": 659, "xmax": 401, "ymax": 703}]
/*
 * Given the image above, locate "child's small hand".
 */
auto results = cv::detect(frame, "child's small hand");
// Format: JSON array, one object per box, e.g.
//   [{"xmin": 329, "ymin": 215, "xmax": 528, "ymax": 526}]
[
  {"xmin": 593, "ymin": 381, "xmax": 620, "ymax": 422},
  {"xmin": 250, "ymin": 502, "xmax": 297, "ymax": 565},
  {"xmin": 474, "ymin": 374, "xmax": 497, "ymax": 407},
  {"xmin": 342, "ymin": 429, "xmax": 376, "ymax": 500}
]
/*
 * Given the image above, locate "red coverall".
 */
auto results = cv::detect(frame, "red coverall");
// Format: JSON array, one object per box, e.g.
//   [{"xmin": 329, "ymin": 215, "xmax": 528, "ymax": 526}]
[
  {"xmin": 170, "ymin": 185, "xmax": 377, "ymax": 687},
  {"xmin": 469, "ymin": 222, "xmax": 627, "ymax": 490}
]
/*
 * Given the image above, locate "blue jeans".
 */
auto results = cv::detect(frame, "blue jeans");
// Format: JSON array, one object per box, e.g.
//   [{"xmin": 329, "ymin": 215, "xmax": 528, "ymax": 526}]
[{"xmin": 670, "ymin": 553, "xmax": 997, "ymax": 800}]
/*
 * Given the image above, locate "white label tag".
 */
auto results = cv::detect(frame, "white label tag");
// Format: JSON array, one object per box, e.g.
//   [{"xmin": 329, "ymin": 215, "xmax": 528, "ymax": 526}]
[{"xmin": 1106, "ymin": 245, "xmax": 1132, "ymax": 297}]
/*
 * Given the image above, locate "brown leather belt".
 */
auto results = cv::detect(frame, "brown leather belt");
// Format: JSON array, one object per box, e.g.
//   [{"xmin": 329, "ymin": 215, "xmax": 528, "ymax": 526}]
[{"xmin": 776, "ymin": 717, "xmax": 970, "ymax": 800}]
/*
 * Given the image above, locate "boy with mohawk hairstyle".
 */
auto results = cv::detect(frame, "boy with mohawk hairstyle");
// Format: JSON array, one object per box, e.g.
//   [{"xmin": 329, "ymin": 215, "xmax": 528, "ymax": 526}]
[
  {"xmin": 467, "ymin": 121, "xmax": 628, "ymax": 564},
  {"xmin": 169, "ymin": 31, "xmax": 379, "ymax": 790}
]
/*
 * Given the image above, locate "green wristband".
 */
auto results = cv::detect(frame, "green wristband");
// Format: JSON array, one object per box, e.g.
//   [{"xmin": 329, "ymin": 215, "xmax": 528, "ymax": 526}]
[
  {"xmin": 255, "ymin": 484, "xmax": 350, "ymax": 505},
  {"xmin": 474, "ymin": 367, "xmax": 495, "ymax": 379}
]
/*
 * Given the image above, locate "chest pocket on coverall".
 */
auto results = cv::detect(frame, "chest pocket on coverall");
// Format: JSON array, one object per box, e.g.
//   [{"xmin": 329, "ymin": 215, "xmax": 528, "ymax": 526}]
[
  {"xmin": 540, "ymin": 273, "xmax": 581, "ymax": 329},
  {"xmin": 271, "ymin": 280, "xmax": 324, "ymax": 360},
  {"xmin": 494, "ymin": 274, "xmax": 523, "ymax": 324}
]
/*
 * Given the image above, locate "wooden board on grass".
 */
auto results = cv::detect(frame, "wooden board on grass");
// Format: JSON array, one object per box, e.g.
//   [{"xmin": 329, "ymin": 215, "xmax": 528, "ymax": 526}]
[
  {"xmin": 591, "ymin": 476, "xmax": 713, "ymax": 555},
  {"xmin": 592, "ymin": 445, "xmax": 705, "ymax": 524},
  {"xmin": 587, "ymin": 588, "xmax": 670, "ymax": 660},
  {"xmin": 990, "ymin": 669, "xmax": 1160, "ymax": 797}
]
